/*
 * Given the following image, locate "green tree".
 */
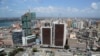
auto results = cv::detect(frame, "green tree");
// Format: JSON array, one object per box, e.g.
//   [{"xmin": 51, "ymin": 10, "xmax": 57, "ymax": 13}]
[
  {"xmin": 64, "ymin": 45, "xmax": 69, "ymax": 49},
  {"xmin": 0, "ymin": 52, "xmax": 6, "ymax": 56},
  {"xmin": 32, "ymin": 48, "xmax": 38, "ymax": 52}
]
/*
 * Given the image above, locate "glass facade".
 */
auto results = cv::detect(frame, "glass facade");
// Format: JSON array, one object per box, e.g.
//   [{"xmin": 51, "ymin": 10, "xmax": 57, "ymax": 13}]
[
  {"xmin": 31, "ymin": 12, "xmax": 36, "ymax": 20},
  {"xmin": 12, "ymin": 32, "xmax": 22, "ymax": 45},
  {"xmin": 21, "ymin": 12, "xmax": 36, "ymax": 36}
]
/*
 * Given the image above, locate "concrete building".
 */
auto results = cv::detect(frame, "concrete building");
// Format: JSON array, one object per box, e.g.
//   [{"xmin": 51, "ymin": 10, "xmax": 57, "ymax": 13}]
[
  {"xmin": 41, "ymin": 27, "xmax": 52, "ymax": 46},
  {"xmin": 2, "ymin": 37, "xmax": 13, "ymax": 47},
  {"xmin": 12, "ymin": 29, "xmax": 22, "ymax": 46},
  {"xmin": 68, "ymin": 39, "xmax": 78, "ymax": 49},
  {"xmin": 68, "ymin": 38, "xmax": 86, "ymax": 50},
  {"xmin": 22, "ymin": 35, "xmax": 36, "ymax": 46},
  {"xmin": 69, "ymin": 32, "xmax": 77, "ymax": 39},
  {"xmin": 97, "ymin": 21, "xmax": 100, "ymax": 32},
  {"xmin": 41, "ymin": 22, "xmax": 67, "ymax": 48},
  {"xmin": 0, "ymin": 28, "xmax": 13, "ymax": 47},
  {"xmin": 72, "ymin": 21, "xmax": 77, "ymax": 28},
  {"xmin": 66, "ymin": 19, "xmax": 72, "ymax": 28},
  {"xmin": 72, "ymin": 21, "xmax": 84, "ymax": 29},
  {"xmin": 53, "ymin": 23, "xmax": 67, "ymax": 48}
]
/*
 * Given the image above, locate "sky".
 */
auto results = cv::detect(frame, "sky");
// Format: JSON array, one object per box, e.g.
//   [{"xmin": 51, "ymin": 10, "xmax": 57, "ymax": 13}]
[{"xmin": 0, "ymin": 0, "xmax": 100, "ymax": 18}]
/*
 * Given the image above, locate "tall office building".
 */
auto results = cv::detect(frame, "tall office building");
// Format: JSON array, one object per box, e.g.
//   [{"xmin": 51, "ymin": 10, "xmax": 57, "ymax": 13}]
[
  {"xmin": 31, "ymin": 12, "xmax": 36, "ymax": 28},
  {"xmin": 72, "ymin": 21, "xmax": 84, "ymax": 29},
  {"xmin": 31, "ymin": 12, "xmax": 36, "ymax": 20},
  {"xmin": 12, "ymin": 29, "xmax": 22, "ymax": 46},
  {"xmin": 41, "ymin": 23, "xmax": 66, "ymax": 48},
  {"xmin": 54, "ymin": 23, "xmax": 66, "ymax": 48},
  {"xmin": 72, "ymin": 21, "xmax": 77, "ymax": 28},
  {"xmin": 97, "ymin": 21, "xmax": 100, "ymax": 31},
  {"xmin": 21, "ymin": 12, "xmax": 36, "ymax": 36},
  {"xmin": 66, "ymin": 19, "xmax": 72, "ymax": 28},
  {"xmin": 78, "ymin": 21, "xmax": 84, "ymax": 29},
  {"xmin": 41, "ymin": 27, "xmax": 52, "ymax": 46}
]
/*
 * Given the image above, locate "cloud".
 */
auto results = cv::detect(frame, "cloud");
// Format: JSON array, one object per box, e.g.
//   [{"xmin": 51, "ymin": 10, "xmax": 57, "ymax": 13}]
[
  {"xmin": 66, "ymin": 7, "xmax": 79, "ymax": 12},
  {"xmin": 91, "ymin": 2, "xmax": 98, "ymax": 9},
  {"xmin": 0, "ymin": 1, "xmax": 100, "ymax": 17},
  {"xmin": 30, "ymin": 2, "xmax": 100, "ymax": 17},
  {"xmin": 0, "ymin": 6, "xmax": 9, "ymax": 10},
  {"xmin": 32, "ymin": 6, "xmax": 58, "ymax": 13},
  {"xmin": 0, "ymin": 6, "xmax": 17, "ymax": 12},
  {"xmin": 31, "ymin": 6, "xmax": 80, "ymax": 15}
]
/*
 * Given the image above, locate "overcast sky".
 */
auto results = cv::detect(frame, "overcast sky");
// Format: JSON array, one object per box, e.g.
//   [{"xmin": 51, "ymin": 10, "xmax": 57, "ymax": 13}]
[{"xmin": 0, "ymin": 0, "xmax": 100, "ymax": 18}]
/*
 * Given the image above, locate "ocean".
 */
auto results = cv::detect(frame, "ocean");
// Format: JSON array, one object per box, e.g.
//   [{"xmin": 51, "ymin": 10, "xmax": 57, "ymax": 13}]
[{"xmin": 0, "ymin": 21, "xmax": 16, "ymax": 27}]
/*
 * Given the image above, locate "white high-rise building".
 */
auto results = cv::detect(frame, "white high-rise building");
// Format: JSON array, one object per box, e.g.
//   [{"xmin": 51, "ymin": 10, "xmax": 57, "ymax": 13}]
[
  {"xmin": 77, "ymin": 21, "xmax": 84, "ymax": 29},
  {"xmin": 41, "ymin": 27, "xmax": 52, "ymax": 47},
  {"xmin": 41, "ymin": 22, "xmax": 67, "ymax": 48},
  {"xmin": 53, "ymin": 23, "xmax": 67, "ymax": 48}
]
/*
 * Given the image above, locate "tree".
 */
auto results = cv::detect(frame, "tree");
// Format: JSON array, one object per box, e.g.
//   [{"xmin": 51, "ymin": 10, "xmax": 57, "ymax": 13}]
[
  {"xmin": 64, "ymin": 45, "xmax": 69, "ymax": 49},
  {"xmin": 0, "ymin": 52, "xmax": 6, "ymax": 56},
  {"xmin": 8, "ymin": 48, "xmax": 25, "ymax": 56},
  {"xmin": 32, "ymin": 48, "xmax": 38, "ymax": 52},
  {"xmin": 17, "ymin": 48, "xmax": 25, "ymax": 51}
]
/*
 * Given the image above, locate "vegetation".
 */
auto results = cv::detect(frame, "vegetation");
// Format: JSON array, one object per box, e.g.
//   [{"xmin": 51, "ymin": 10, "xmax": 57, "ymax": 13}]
[
  {"xmin": 17, "ymin": 48, "xmax": 25, "ymax": 51},
  {"xmin": 64, "ymin": 45, "xmax": 69, "ymax": 49},
  {"xmin": 0, "ymin": 52, "xmax": 6, "ymax": 56},
  {"xmin": 32, "ymin": 48, "xmax": 38, "ymax": 52},
  {"xmin": 95, "ymin": 47, "xmax": 100, "ymax": 51},
  {"xmin": 8, "ymin": 48, "xmax": 25, "ymax": 56},
  {"xmin": 91, "ymin": 47, "xmax": 100, "ymax": 52},
  {"xmin": 8, "ymin": 52, "xmax": 15, "ymax": 56}
]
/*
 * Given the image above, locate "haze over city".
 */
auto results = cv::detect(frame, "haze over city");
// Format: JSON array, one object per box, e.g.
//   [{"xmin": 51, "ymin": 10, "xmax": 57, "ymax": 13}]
[{"xmin": 0, "ymin": 0, "xmax": 100, "ymax": 18}]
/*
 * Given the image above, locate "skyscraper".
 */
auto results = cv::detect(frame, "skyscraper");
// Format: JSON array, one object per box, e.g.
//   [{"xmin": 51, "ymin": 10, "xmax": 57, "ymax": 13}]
[
  {"xmin": 66, "ymin": 19, "xmax": 72, "ymax": 28},
  {"xmin": 53, "ymin": 23, "xmax": 66, "ymax": 48},
  {"xmin": 31, "ymin": 12, "xmax": 36, "ymax": 20},
  {"xmin": 41, "ymin": 27, "xmax": 52, "ymax": 46},
  {"xmin": 21, "ymin": 12, "xmax": 36, "ymax": 36},
  {"xmin": 41, "ymin": 23, "xmax": 67, "ymax": 48},
  {"xmin": 12, "ymin": 29, "xmax": 22, "ymax": 46}
]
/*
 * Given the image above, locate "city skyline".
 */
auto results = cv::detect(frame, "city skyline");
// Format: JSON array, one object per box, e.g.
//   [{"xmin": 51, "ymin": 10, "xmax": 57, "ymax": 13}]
[{"xmin": 0, "ymin": 0, "xmax": 100, "ymax": 18}]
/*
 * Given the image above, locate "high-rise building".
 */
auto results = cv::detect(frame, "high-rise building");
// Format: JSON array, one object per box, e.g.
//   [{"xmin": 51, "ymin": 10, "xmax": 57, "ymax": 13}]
[
  {"xmin": 66, "ymin": 19, "xmax": 72, "ymax": 28},
  {"xmin": 31, "ymin": 12, "xmax": 36, "ymax": 20},
  {"xmin": 41, "ymin": 23, "xmax": 67, "ymax": 48},
  {"xmin": 97, "ymin": 21, "xmax": 100, "ymax": 31},
  {"xmin": 53, "ymin": 23, "xmax": 66, "ymax": 48},
  {"xmin": 72, "ymin": 21, "xmax": 77, "ymax": 28},
  {"xmin": 12, "ymin": 29, "xmax": 22, "ymax": 46},
  {"xmin": 41, "ymin": 27, "xmax": 52, "ymax": 46},
  {"xmin": 31, "ymin": 12, "xmax": 36, "ymax": 28},
  {"xmin": 21, "ymin": 12, "xmax": 36, "ymax": 36},
  {"xmin": 72, "ymin": 21, "xmax": 84, "ymax": 29}
]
